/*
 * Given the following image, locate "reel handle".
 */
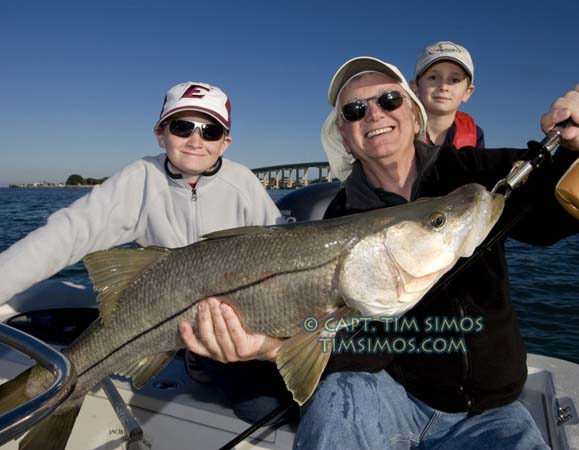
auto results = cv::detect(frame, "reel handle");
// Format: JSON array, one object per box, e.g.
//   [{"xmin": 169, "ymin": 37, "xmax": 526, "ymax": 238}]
[
  {"xmin": 542, "ymin": 117, "xmax": 579, "ymax": 153},
  {"xmin": 492, "ymin": 117, "xmax": 578, "ymax": 197}
]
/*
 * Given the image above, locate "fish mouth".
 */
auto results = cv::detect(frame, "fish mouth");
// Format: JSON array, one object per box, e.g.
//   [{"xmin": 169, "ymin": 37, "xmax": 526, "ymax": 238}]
[
  {"xmin": 461, "ymin": 190, "xmax": 505, "ymax": 257},
  {"xmin": 366, "ymin": 126, "xmax": 394, "ymax": 138}
]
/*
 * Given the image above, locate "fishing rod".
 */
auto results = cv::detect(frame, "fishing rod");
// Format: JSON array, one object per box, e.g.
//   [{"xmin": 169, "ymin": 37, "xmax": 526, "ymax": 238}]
[
  {"xmin": 421, "ymin": 117, "xmax": 579, "ymax": 300},
  {"xmin": 413, "ymin": 116, "xmax": 578, "ymax": 290},
  {"xmin": 339, "ymin": 117, "xmax": 579, "ymax": 342},
  {"xmin": 492, "ymin": 117, "xmax": 578, "ymax": 198},
  {"xmin": 217, "ymin": 402, "xmax": 295, "ymax": 450}
]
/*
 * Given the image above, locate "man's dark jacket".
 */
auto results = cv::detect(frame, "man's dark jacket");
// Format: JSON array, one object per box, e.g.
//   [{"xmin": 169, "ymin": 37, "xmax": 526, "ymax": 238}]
[{"xmin": 323, "ymin": 141, "xmax": 579, "ymax": 413}]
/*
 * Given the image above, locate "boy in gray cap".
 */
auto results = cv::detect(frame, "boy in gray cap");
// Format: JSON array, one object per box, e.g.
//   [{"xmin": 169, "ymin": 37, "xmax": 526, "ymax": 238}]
[{"xmin": 411, "ymin": 41, "xmax": 485, "ymax": 149}]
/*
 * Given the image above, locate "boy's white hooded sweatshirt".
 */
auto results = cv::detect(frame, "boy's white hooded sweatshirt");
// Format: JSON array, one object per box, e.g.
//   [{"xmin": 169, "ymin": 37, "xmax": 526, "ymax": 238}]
[{"xmin": 0, "ymin": 154, "xmax": 282, "ymax": 310}]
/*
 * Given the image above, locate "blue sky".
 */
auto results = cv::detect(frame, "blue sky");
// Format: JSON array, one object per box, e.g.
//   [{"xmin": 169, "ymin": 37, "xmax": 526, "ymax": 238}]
[{"xmin": 1, "ymin": 0, "xmax": 578, "ymax": 185}]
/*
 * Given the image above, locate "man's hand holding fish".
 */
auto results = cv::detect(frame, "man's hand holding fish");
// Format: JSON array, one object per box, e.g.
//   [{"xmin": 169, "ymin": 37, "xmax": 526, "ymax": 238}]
[{"xmin": 179, "ymin": 297, "xmax": 283, "ymax": 363}]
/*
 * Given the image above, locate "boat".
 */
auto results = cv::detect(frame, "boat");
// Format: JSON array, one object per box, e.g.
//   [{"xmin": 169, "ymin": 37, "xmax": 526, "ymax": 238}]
[{"xmin": 0, "ymin": 182, "xmax": 577, "ymax": 449}]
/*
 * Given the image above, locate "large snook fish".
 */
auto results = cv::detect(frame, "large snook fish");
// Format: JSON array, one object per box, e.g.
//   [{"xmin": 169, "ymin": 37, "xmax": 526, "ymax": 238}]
[{"xmin": 0, "ymin": 183, "xmax": 503, "ymax": 450}]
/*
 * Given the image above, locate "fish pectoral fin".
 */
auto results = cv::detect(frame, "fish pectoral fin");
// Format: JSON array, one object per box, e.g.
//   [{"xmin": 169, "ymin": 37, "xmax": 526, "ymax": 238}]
[
  {"xmin": 202, "ymin": 225, "xmax": 278, "ymax": 240},
  {"xmin": 118, "ymin": 351, "xmax": 177, "ymax": 389},
  {"xmin": 276, "ymin": 307, "xmax": 355, "ymax": 406},
  {"xmin": 84, "ymin": 247, "xmax": 171, "ymax": 324},
  {"xmin": 276, "ymin": 328, "xmax": 333, "ymax": 406},
  {"xmin": 20, "ymin": 402, "xmax": 83, "ymax": 450}
]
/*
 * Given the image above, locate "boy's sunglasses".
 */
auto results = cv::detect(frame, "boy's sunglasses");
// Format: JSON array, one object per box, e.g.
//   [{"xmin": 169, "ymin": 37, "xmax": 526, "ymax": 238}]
[
  {"xmin": 166, "ymin": 119, "xmax": 226, "ymax": 141},
  {"xmin": 341, "ymin": 91, "xmax": 405, "ymax": 122}
]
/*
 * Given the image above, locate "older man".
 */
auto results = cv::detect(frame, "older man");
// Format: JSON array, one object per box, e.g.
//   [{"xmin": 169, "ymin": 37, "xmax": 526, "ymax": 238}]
[
  {"xmin": 180, "ymin": 57, "xmax": 579, "ymax": 449},
  {"xmin": 296, "ymin": 57, "xmax": 579, "ymax": 450}
]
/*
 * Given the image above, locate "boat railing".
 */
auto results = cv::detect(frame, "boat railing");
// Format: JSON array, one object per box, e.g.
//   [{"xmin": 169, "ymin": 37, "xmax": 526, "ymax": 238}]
[{"xmin": 0, "ymin": 322, "xmax": 76, "ymax": 446}]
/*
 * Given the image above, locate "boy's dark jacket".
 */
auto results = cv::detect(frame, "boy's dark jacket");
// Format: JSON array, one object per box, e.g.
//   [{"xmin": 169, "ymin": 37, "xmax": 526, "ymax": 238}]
[{"xmin": 323, "ymin": 141, "xmax": 579, "ymax": 413}]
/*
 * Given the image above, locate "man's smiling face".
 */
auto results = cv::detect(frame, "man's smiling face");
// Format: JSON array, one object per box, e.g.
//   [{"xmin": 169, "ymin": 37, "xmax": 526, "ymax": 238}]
[{"xmin": 337, "ymin": 72, "xmax": 420, "ymax": 166}]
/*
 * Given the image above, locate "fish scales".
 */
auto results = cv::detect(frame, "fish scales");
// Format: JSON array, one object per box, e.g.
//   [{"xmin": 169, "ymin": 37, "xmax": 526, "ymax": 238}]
[
  {"xmin": 57, "ymin": 216, "xmax": 371, "ymax": 402},
  {"xmin": 25, "ymin": 194, "xmax": 473, "ymax": 402},
  {"xmin": 0, "ymin": 183, "xmax": 505, "ymax": 449}
]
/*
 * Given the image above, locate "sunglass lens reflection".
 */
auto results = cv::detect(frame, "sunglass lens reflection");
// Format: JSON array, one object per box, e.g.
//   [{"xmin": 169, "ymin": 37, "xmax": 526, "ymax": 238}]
[
  {"xmin": 169, "ymin": 121, "xmax": 194, "ymax": 137},
  {"xmin": 377, "ymin": 92, "xmax": 403, "ymax": 111},
  {"xmin": 342, "ymin": 102, "xmax": 366, "ymax": 122},
  {"xmin": 201, "ymin": 124, "xmax": 225, "ymax": 141}
]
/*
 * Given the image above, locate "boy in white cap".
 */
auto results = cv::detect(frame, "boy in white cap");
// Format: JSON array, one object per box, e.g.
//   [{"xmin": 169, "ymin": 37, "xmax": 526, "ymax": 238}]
[
  {"xmin": 411, "ymin": 41, "xmax": 485, "ymax": 149},
  {"xmin": 0, "ymin": 81, "xmax": 289, "ymax": 422},
  {"xmin": 0, "ymin": 81, "xmax": 282, "ymax": 303}
]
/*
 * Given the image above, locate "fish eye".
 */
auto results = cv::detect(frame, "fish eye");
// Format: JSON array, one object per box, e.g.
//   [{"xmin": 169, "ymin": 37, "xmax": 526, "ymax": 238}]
[{"xmin": 429, "ymin": 212, "xmax": 447, "ymax": 229}]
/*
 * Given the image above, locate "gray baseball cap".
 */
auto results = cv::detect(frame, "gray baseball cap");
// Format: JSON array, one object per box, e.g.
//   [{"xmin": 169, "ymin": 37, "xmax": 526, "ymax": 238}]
[{"xmin": 414, "ymin": 41, "xmax": 474, "ymax": 83}]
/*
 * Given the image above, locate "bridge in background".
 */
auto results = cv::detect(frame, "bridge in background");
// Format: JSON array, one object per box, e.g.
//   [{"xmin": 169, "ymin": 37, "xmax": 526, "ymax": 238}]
[{"xmin": 252, "ymin": 162, "xmax": 336, "ymax": 189}]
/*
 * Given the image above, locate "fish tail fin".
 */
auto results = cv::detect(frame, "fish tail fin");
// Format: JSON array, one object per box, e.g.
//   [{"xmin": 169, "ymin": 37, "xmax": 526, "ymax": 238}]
[
  {"xmin": 0, "ymin": 368, "xmax": 32, "ymax": 416},
  {"xmin": 0, "ymin": 368, "xmax": 82, "ymax": 449},
  {"xmin": 276, "ymin": 328, "xmax": 333, "ymax": 406},
  {"xmin": 19, "ymin": 402, "xmax": 83, "ymax": 450}
]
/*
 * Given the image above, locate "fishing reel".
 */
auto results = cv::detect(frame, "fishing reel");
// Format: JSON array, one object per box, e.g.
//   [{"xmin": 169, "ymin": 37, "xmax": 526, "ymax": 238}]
[{"xmin": 492, "ymin": 118, "xmax": 579, "ymax": 220}]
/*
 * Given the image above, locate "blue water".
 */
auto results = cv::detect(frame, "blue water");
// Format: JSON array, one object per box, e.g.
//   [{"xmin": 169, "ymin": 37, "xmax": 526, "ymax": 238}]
[{"xmin": 0, "ymin": 187, "xmax": 578, "ymax": 364}]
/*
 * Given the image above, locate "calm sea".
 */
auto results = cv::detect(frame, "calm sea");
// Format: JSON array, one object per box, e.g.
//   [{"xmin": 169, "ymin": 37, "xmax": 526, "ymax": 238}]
[{"xmin": 0, "ymin": 187, "xmax": 578, "ymax": 364}]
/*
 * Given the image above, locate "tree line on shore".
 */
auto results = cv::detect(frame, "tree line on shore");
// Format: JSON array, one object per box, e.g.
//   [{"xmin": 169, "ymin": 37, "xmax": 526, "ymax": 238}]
[{"xmin": 65, "ymin": 174, "xmax": 108, "ymax": 186}]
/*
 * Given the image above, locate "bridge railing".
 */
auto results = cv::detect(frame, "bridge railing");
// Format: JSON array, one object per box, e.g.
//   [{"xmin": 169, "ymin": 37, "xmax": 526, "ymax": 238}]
[{"xmin": 251, "ymin": 162, "xmax": 336, "ymax": 189}]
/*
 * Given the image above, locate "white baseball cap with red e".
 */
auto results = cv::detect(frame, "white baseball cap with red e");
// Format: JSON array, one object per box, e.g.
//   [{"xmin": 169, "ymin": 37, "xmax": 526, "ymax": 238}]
[{"xmin": 157, "ymin": 82, "xmax": 231, "ymax": 130}]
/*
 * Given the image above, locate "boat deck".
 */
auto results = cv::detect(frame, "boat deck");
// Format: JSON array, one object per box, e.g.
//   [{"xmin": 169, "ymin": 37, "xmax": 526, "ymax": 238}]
[
  {"xmin": 1, "ymin": 344, "xmax": 577, "ymax": 449},
  {"xmin": 0, "ymin": 281, "xmax": 577, "ymax": 449}
]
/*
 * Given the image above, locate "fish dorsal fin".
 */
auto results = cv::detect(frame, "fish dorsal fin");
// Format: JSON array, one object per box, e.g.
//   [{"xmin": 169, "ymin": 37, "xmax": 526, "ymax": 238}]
[
  {"xmin": 276, "ymin": 306, "xmax": 352, "ymax": 405},
  {"xmin": 202, "ymin": 225, "xmax": 277, "ymax": 240},
  {"xmin": 118, "ymin": 351, "xmax": 176, "ymax": 389},
  {"xmin": 84, "ymin": 247, "xmax": 171, "ymax": 325}
]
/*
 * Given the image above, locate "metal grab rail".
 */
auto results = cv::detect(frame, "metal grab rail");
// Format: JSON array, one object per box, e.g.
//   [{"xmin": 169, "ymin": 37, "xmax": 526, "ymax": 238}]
[{"xmin": 0, "ymin": 323, "xmax": 77, "ymax": 446}]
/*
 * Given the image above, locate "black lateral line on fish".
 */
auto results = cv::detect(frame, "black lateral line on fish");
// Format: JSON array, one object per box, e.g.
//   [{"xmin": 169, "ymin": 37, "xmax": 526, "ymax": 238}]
[{"xmin": 77, "ymin": 255, "xmax": 342, "ymax": 379}]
